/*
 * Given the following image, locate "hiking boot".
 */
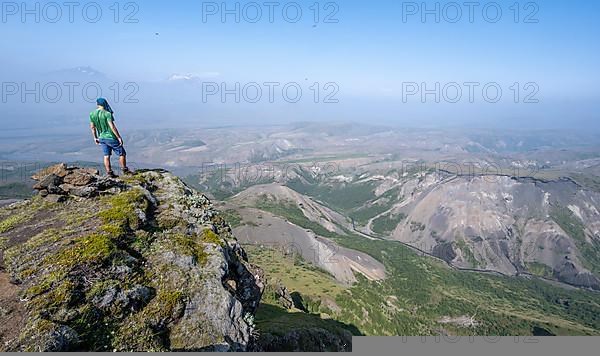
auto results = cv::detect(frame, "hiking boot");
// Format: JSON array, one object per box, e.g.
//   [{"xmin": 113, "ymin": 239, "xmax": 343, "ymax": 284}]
[
  {"xmin": 106, "ymin": 171, "xmax": 118, "ymax": 178},
  {"xmin": 122, "ymin": 167, "xmax": 133, "ymax": 175}
]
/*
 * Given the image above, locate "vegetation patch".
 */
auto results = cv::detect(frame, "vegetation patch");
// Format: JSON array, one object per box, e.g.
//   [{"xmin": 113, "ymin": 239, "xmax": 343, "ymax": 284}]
[
  {"xmin": 170, "ymin": 233, "xmax": 209, "ymax": 266},
  {"xmin": 551, "ymin": 205, "xmax": 600, "ymax": 276},
  {"xmin": 255, "ymin": 196, "xmax": 338, "ymax": 239},
  {"xmin": 99, "ymin": 188, "xmax": 149, "ymax": 235},
  {"xmin": 2, "ymin": 188, "xmax": 157, "ymax": 351},
  {"xmin": 251, "ymin": 244, "xmax": 360, "ymax": 350},
  {"xmin": 0, "ymin": 212, "xmax": 31, "ymax": 233},
  {"xmin": 455, "ymin": 239, "xmax": 481, "ymax": 268},
  {"xmin": 201, "ymin": 229, "xmax": 224, "ymax": 246},
  {"xmin": 27, "ymin": 276, "xmax": 77, "ymax": 310},
  {"xmin": 409, "ymin": 221, "xmax": 426, "ymax": 232},
  {"xmin": 331, "ymin": 232, "xmax": 600, "ymax": 335},
  {"xmin": 371, "ymin": 212, "xmax": 406, "ymax": 235},
  {"xmin": 54, "ymin": 233, "xmax": 117, "ymax": 270},
  {"xmin": 255, "ymin": 303, "xmax": 358, "ymax": 351},
  {"xmin": 156, "ymin": 213, "xmax": 182, "ymax": 230},
  {"xmin": 220, "ymin": 209, "xmax": 243, "ymax": 228},
  {"xmin": 131, "ymin": 230, "xmax": 155, "ymax": 252},
  {"xmin": 113, "ymin": 288, "xmax": 186, "ymax": 352},
  {"xmin": 120, "ymin": 172, "xmax": 153, "ymax": 186},
  {"xmin": 526, "ymin": 262, "xmax": 554, "ymax": 278},
  {"xmin": 349, "ymin": 188, "xmax": 402, "ymax": 226},
  {"xmin": 570, "ymin": 174, "xmax": 600, "ymax": 193},
  {"xmin": 286, "ymin": 169, "xmax": 378, "ymax": 212},
  {"xmin": 245, "ymin": 244, "xmax": 344, "ymax": 298}
]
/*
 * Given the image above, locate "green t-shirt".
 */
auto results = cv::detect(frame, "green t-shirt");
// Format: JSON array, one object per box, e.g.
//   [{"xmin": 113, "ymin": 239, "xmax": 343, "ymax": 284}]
[{"xmin": 90, "ymin": 109, "xmax": 118, "ymax": 140}]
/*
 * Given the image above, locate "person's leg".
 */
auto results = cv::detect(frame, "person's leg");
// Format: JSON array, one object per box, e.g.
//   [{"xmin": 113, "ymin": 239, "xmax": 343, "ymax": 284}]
[
  {"xmin": 119, "ymin": 155, "xmax": 129, "ymax": 172},
  {"xmin": 100, "ymin": 140, "xmax": 114, "ymax": 175},
  {"xmin": 104, "ymin": 156, "xmax": 112, "ymax": 173},
  {"xmin": 115, "ymin": 145, "xmax": 130, "ymax": 174}
]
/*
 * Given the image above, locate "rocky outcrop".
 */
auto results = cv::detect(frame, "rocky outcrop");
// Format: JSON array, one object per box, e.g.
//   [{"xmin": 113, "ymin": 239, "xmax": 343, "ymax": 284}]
[
  {"xmin": 273, "ymin": 283, "xmax": 295, "ymax": 310},
  {"xmin": 32, "ymin": 164, "xmax": 125, "ymax": 200},
  {"xmin": 0, "ymin": 165, "xmax": 264, "ymax": 351}
]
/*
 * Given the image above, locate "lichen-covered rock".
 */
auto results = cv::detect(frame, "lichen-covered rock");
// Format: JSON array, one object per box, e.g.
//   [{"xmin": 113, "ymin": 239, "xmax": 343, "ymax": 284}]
[
  {"xmin": 31, "ymin": 163, "xmax": 69, "ymax": 180},
  {"xmin": 270, "ymin": 282, "xmax": 294, "ymax": 309},
  {"xmin": 63, "ymin": 170, "xmax": 96, "ymax": 186},
  {"xmin": 59, "ymin": 184, "xmax": 98, "ymax": 198},
  {"xmin": 1, "ymin": 166, "xmax": 264, "ymax": 352},
  {"xmin": 31, "ymin": 167, "xmax": 127, "ymax": 201},
  {"xmin": 19, "ymin": 320, "xmax": 80, "ymax": 352},
  {"xmin": 33, "ymin": 174, "xmax": 62, "ymax": 191}
]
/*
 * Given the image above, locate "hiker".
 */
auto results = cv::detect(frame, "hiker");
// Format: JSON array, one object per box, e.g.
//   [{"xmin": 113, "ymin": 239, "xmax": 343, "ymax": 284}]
[{"xmin": 90, "ymin": 98, "xmax": 131, "ymax": 177}]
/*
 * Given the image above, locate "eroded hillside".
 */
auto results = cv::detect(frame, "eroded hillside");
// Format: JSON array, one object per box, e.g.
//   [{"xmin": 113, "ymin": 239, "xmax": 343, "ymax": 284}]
[
  {"xmin": 273, "ymin": 166, "xmax": 600, "ymax": 290},
  {"xmin": 390, "ymin": 174, "xmax": 600, "ymax": 289},
  {"xmin": 220, "ymin": 179, "xmax": 600, "ymax": 336}
]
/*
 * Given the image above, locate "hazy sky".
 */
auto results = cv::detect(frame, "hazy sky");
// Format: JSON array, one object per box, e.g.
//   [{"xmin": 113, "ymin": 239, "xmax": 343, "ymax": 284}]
[{"xmin": 1, "ymin": 0, "xmax": 599, "ymax": 130}]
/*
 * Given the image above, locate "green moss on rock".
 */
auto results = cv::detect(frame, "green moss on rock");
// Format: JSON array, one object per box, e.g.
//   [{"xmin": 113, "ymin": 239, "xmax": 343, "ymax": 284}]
[
  {"xmin": 171, "ymin": 233, "xmax": 209, "ymax": 266},
  {"xmin": 99, "ymin": 188, "xmax": 148, "ymax": 234},
  {"xmin": 28, "ymin": 279, "xmax": 77, "ymax": 311},
  {"xmin": 131, "ymin": 230, "xmax": 155, "ymax": 252},
  {"xmin": 112, "ymin": 289, "xmax": 186, "ymax": 352},
  {"xmin": 53, "ymin": 233, "xmax": 117, "ymax": 270},
  {"xmin": 24, "ymin": 270, "xmax": 67, "ymax": 298},
  {"xmin": 120, "ymin": 173, "xmax": 151, "ymax": 186},
  {"xmin": 0, "ymin": 236, "xmax": 8, "ymax": 250},
  {"xmin": 156, "ymin": 213, "xmax": 184, "ymax": 230},
  {"xmin": 0, "ymin": 212, "xmax": 30, "ymax": 233},
  {"xmin": 201, "ymin": 229, "xmax": 224, "ymax": 247}
]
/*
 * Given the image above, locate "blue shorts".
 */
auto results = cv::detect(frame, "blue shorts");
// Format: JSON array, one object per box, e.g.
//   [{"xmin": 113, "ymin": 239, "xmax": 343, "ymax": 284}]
[{"xmin": 99, "ymin": 138, "xmax": 126, "ymax": 157}]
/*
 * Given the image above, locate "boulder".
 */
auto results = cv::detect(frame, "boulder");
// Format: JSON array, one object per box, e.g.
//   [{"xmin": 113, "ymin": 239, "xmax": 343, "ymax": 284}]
[
  {"xmin": 31, "ymin": 165, "xmax": 108, "ymax": 199},
  {"xmin": 33, "ymin": 174, "xmax": 62, "ymax": 190},
  {"xmin": 59, "ymin": 184, "xmax": 98, "ymax": 198},
  {"xmin": 32, "ymin": 163, "xmax": 69, "ymax": 180},
  {"xmin": 274, "ymin": 283, "xmax": 294, "ymax": 309},
  {"xmin": 118, "ymin": 285, "xmax": 154, "ymax": 311},
  {"xmin": 46, "ymin": 184, "xmax": 65, "ymax": 195},
  {"xmin": 58, "ymin": 184, "xmax": 76, "ymax": 193},
  {"xmin": 71, "ymin": 186, "xmax": 98, "ymax": 198},
  {"xmin": 94, "ymin": 177, "xmax": 125, "ymax": 191},
  {"xmin": 78, "ymin": 168, "xmax": 100, "ymax": 176},
  {"xmin": 33, "ymin": 174, "xmax": 65, "ymax": 195},
  {"xmin": 22, "ymin": 321, "xmax": 81, "ymax": 352},
  {"xmin": 63, "ymin": 171, "xmax": 96, "ymax": 186}
]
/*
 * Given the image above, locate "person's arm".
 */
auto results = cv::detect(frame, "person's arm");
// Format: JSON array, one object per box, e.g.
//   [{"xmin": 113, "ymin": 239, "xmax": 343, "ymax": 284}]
[
  {"xmin": 90, "ymin": 122, "xmax": 99, "ymax": 144},
  {"xmin": 108, "ymin": 120, "xmax": 124, "ymax": 146}
]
